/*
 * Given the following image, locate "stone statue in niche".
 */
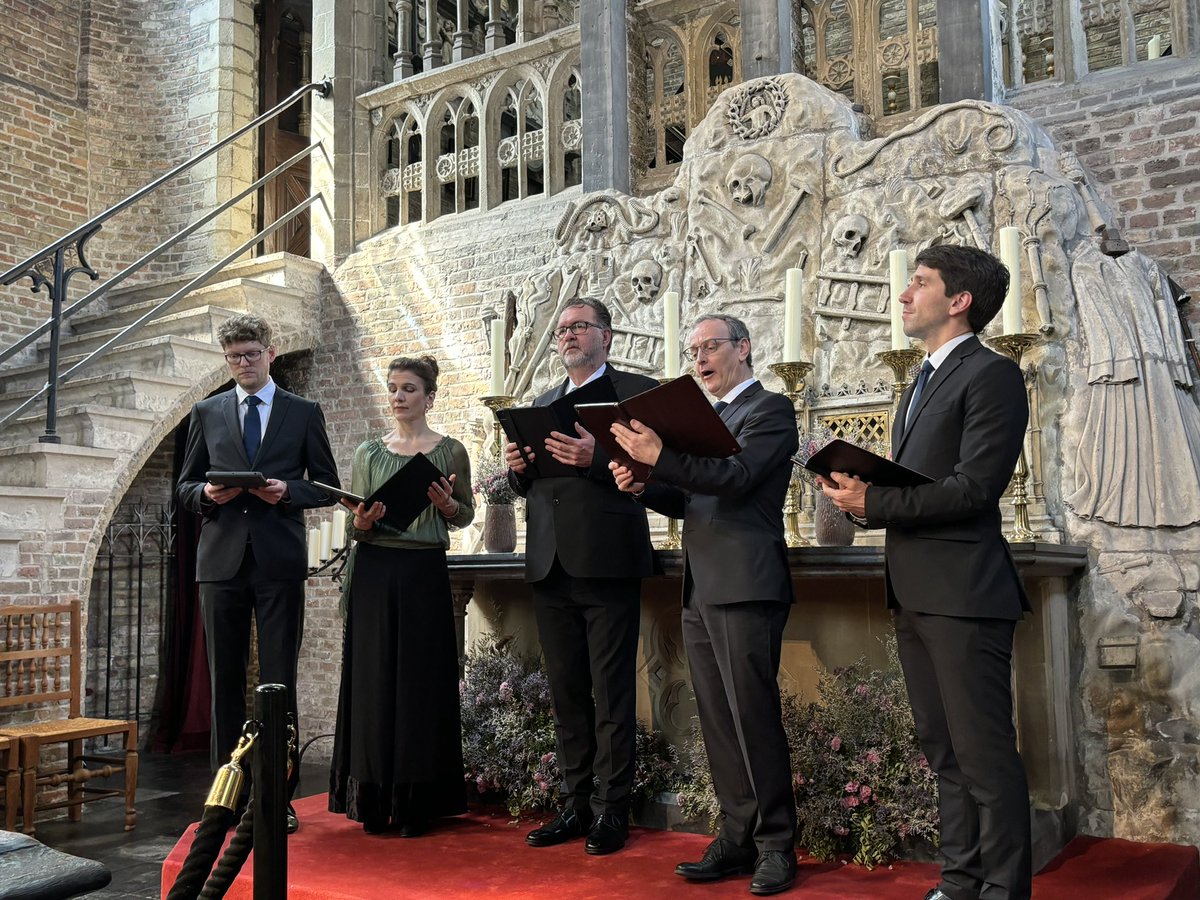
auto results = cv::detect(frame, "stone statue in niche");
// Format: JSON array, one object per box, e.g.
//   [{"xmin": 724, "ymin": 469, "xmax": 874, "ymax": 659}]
[
  {"xmin": 727, "ymin": 153, "xmax": 773, "ymax": 207},
  {"xmin": 1066, "ymin": 244, "xmax": 1200, "ymax": 528}
]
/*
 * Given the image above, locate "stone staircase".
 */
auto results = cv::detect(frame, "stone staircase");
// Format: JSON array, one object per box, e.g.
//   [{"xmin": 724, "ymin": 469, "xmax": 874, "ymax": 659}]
[{"xmin": 0, "ymin": 252, "xmax": 325, "ymax": 593}]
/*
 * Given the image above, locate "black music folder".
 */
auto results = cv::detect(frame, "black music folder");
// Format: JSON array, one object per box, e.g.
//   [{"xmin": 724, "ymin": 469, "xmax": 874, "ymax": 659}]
[
  {"xmin": 309, "ymin": 451, "xmax": 443, "ymax": 531},
  {"xmin": 206, "ymin": 470, "xmax": 269, "ymax": 488},
  {"xmin": 794, "ymin": 439, "xmax": 932, "ymax": 488},
  {"xmin": 495, "ymin": 375, "xmax": 619, "ymax": 479},
  {"xmin": 575, "ymin": 375, "xmax": 741, "ymax": 484}
]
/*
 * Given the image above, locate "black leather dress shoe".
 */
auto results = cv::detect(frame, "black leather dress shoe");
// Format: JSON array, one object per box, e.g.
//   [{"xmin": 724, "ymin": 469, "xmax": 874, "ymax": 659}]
[
  {"xmin": 924, "ymin": 889, "xmax": 976, "ymax": 900},
  {"xmin": 286, "ymin": 803, "xmax": 299, "ymax": 835},
  {"xmin": 584, "ymin": 812, "xmax": 628, "ymax": 855},
  {"xmin": 675, "ymin": 838, "xmax": 758, "ymax": 881},
  {"xmin": 748, "ymin": 850, "xmax": 797, "ymax": 895},
  {"xmin": 525, "ymin": 808, "xmax": 593, "ymax": 847}
]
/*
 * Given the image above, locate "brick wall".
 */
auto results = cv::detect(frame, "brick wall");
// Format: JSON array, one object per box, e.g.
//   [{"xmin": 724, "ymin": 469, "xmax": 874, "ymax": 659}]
[{"xmin": 1009, "ymin": 57, "xmax": 1200, "ymax": 325}]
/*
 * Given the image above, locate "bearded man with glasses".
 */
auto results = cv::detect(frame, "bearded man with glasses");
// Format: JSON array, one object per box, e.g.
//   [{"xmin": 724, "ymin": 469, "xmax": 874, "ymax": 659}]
[
  {"xmin": 177, "ymin": 313, "xmax": 339, "ymax": 834},
  {"xmin": 505, "ymin": 298, "xmax": 658, "ymax": 856}
]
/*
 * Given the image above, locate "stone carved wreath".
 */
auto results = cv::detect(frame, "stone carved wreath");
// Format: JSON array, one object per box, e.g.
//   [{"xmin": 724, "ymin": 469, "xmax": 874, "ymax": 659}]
[{"xmin": 726, "ymin": 78, "xmax": 788, "ymax": 140}]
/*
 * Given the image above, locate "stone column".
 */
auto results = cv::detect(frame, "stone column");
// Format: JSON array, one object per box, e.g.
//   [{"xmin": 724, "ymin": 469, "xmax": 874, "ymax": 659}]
[
  {"xmin": 452, "ymin": 0, "xmax": 474, "ymax": 61},
  {"xmin": 936, "ymin": 0, "xmax": 999, "ymax": 101},
  {"xmin": 423, "ymin": 0, "xmax": 442, "ymax": 69},
  {"xmin": 740, "ymin": 0, "xmax": 796, "ymax": 80},
  {"xmin": 311, "ymin": 0, "xmax": 379, "ymax": 261},
  {"xmin": 580, "ymin": 0, "xmax": 629, "ymax": 193},
  {"xmin": 394, "ymin": 0, "xmax": 416, "ymax": 79},
  {"xmin": 485, "ymin": 0, "xmax": 505, "ymax": 52}
]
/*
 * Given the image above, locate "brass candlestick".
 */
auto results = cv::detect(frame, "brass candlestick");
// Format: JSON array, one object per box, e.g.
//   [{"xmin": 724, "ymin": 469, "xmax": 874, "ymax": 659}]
[
  {"xmin": 481, "ymin": 395, "xmax": 516, "ymax": 460},
  {"xmin": 655, "ymin": 376, "xmax": 684, "ymax": 549},
  {"xmin": 876, "ymin": 347, "xmax": 925, "ymax": 410},
  {"xmin": 768, "ymin": 361, "xmax": 814, "ymax": 548},
  {"xmin": 986, "ymin": 333, "xmax": 1041, "ymax": 543}
]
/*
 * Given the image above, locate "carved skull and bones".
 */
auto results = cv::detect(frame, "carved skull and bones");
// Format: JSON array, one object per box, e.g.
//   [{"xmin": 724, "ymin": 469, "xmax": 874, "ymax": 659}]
[
  {"xmin": 629, "ymin": 258, "xmax": 663, "ymax": 303},
  {"xmin": 726, "ymin": 153, "xmax": 773, "ymax": 207}
]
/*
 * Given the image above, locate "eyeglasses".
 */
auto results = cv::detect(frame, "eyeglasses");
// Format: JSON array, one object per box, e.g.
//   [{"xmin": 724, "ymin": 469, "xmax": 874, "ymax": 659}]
[
  {"xmin": 552, "ymin": 321, "xmax": 604, "ymax": 340},
  {"xmin": 224, "ymin": 349, "xmax": 266, "ymax": 364},
  {"xmin": 683, "ymin": 338, "xmax": 738, "ymax": 361}
]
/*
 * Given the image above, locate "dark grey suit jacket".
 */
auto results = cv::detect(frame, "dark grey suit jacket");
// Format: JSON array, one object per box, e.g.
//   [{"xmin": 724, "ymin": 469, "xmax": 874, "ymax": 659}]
[
  {"xmin": 866, "ymin": 335, "xmax": 1030, "ymax": 619},
  {"xmin": 177, "ymin": 385, "xmax": 339, "ymax": 582},
  {"xmin": 641, "ymin": 381, "xmax": 798, "ymax": 607},
  {"xmin": 510, "ymin": 366, "xmax": 658, "ymax": 583}
]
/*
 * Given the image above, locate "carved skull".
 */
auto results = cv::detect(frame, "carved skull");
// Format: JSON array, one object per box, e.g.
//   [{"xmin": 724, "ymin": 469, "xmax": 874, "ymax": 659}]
[
  {"xmin": 726, "ymin": 153, "xmax": 773, "ymax": 207},
  {"xmin": 833, "ymin": 214, "xmax": 871, "ymax": 259},
  {"xmin": 629, "ymin": 258, "xmax": 663, "ymax": 303}
]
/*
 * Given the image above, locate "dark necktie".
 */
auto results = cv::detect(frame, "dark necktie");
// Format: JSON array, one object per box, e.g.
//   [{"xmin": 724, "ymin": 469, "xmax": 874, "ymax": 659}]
[
  {"xmin": 713, "ymin": 400, "xmax": 729, "ymax": 414},
  {"xmin": 905, "ymin": 360, "xmax": 934, "ymax": 431},
  {"xmin": 243, "ymin": 395, "xmax": 262, "ymax": 462}
]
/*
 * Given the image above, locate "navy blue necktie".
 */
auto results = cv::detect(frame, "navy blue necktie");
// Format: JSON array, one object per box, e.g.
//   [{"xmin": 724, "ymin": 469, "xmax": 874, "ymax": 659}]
[
  {"xmin": 243, "ymin": 395, "xmax": 262, "ymax": 462},
  {"xmin": 713, "ymin": 400, "xmax": 729, "ymax": 414},
  {"xmin": 905, "ymin": 360, "xmax": 934, "ymax": 431}
]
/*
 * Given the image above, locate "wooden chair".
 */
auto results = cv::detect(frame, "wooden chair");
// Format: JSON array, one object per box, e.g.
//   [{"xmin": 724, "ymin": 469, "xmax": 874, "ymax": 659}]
[
  {"xmin": 0, "ymin": 733, "xmax": 18, "ymax": 831},
  {"xmin": 0, "ymin": 602, "xmax": 137, "ymax": 836}
]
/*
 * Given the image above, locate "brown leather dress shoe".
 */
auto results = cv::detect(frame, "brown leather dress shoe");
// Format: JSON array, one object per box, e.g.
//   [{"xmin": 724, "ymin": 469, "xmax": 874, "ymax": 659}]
[
  {"xmin": 525, "ymin": 807, "xmax": 593, "ymax": 847},
  {"xmin": 675, "ymin": 838, "xmax": 758, "ymax": 881}
]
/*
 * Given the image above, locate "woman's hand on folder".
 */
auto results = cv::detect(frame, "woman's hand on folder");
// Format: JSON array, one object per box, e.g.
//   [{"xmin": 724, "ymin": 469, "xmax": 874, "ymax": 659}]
[
  {"xmin": 545, "ymin": 423, "xmax": 594, "ymax": 468},
  {"xmin": 427, "ymin": 474, "xmax": 460, "ymax": 518},
  {"xmin": 609, "ymin": 462, "xmax": 645, "ymax": 495},
  {"xmin": 817, "ymin": 472, "xmax": 868, "ymax": 518},
  {"xmin": 350, "ymin": 500, "xmax": 386, "ymax": 531},
  {"xmin": 611, "ymin": 419, "xmax": 662, "ymax": 466}
]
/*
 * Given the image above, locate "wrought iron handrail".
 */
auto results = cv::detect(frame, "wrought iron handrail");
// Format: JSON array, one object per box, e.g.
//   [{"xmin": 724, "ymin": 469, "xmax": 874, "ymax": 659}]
[{"xmin": 0, "ymin": 79, "xmax": 331, "ymax": 441}]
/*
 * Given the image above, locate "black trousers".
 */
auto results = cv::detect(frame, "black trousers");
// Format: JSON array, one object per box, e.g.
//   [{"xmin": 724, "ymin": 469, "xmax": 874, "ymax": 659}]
[
  {"xmin": 531, "ymin": 556, "xmax": 641, "ymax": 817},
  {"xmin": 200, "ymin": 544, "xmax": 304, "ymax": 798},
  {"xmin": 893, "ymin": 608, "xmax": 1031, "ymax": 900},
  {"xmin": 683, "ymin": 599, "xmax": 796, "ymax": 852}
]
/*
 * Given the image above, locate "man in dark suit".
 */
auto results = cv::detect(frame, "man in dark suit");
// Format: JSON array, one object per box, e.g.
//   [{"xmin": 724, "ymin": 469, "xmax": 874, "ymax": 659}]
[
  {"xmin": 177, "ymin": 313, "xmax": 339, "ymax": 832},
  {"xmin": 610, "ymin": 314, "xmax": 799, "ymax": 896},
  {"xmin": 821, "ymin": 245, "xmax": 1032, "ymax": 900},
  {"xmin": 505, "ymin": 298, "xmax": 657, "ymax": 855}
]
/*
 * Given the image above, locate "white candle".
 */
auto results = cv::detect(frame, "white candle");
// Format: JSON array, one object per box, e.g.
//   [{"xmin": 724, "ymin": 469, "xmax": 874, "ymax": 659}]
[
  {"xmin": 307, "ymin": 527, "xmax": 320, "ymax": 569},
  {"xmin": 999, "ymin": 227, "xmax": 1024, "ymax": 335},
  {"xmin": 662, "ymin": 291, "xmax": 680, "ymax": 378},
  {"xmin": 1148, "ymin": 35, "xmax": 1162, "ymax": 59},
  {"xmin": 319, "ymin": 520, "xmax": 332, "ymax": 561},
  {"xmin": 489, "ymin": 317, "xmax": 505, "ymax": 395},
  {"xmin": 783, "ymin": 269, "xmax": 804, "ymax": 361},
  {"xmin": 331, "ymin": 508, "xmax": 348, "ymax": 551},
  {"xmin": 889, "ymin": 249, "xmax": 909, "ymax": 350}
]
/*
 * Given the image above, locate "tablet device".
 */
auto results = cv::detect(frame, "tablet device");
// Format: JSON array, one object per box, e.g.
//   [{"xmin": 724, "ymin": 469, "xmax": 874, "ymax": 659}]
[{"xmin": 206, "ymin": 470, "xmax": 269, "ymax": 488}]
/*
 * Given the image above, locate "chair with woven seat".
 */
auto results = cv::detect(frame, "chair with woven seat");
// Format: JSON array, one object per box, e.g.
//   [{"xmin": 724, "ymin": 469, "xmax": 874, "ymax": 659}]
[{"xmin": 0, "ymin": 602, "xmax": 137, "ymax": 836}]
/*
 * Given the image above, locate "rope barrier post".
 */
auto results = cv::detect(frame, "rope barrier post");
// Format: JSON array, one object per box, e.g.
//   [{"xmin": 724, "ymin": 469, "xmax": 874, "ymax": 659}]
[{"xmin": 252, "ymin": 684, "xmax": 288, "ymax": 900}]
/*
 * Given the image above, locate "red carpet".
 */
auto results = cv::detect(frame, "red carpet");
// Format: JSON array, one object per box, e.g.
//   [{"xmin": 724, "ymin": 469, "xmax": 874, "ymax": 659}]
[{"xmin": 160, "ymin": 793, "xmax": 1200, "ymax": 899}]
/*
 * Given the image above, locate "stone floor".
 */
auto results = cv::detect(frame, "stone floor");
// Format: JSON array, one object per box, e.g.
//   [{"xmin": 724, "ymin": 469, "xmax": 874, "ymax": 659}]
[{"xmin": 23, "ymin": 750, "xmax": 327, "ymax": 900}]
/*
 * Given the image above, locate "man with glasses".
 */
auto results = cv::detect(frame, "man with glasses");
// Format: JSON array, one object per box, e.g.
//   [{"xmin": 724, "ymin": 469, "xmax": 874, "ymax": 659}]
[
  {"xmin": 610, "ymin": 314, "xmax": 799, "ymax": 895},
  {"xmin": 178, "ymin": 313, "xmax": 339, "ymax": 833},
  {"xmin": 505, "ymin": 298, "xmax": 657, "ymax": 856}
]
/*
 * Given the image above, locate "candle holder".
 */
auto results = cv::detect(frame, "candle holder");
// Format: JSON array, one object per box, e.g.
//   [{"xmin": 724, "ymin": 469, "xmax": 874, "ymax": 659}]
[
  {"xmin": 308, "ymin": 543, "xmax": 350, "ymax": 581},
  {"xmin": 986, "ymin": 333, "xmax": 1042, "ymax": 543},
  {"xmin": 481, "ymin": 394, "xmax": 516, "ymax": 459},
  {"xmin": 768, "ymin": 361, "xmax": 814, "ymax": 548},
  {"xmin": 876, "ymin": 347, "xmax": 925, "ymax": 410}
]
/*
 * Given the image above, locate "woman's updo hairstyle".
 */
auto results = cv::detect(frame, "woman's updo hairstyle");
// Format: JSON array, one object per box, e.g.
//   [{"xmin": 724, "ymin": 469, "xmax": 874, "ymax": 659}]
[{"xmin": 388, "ymin": 355, "xmax": 439, "ymax": 393}]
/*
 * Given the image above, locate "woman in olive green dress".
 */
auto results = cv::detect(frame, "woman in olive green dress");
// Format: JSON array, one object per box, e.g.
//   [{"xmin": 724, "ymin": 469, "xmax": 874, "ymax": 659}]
[{"xmin": 328, "ymin": 356, "xmax": 474, "ymax": 835}]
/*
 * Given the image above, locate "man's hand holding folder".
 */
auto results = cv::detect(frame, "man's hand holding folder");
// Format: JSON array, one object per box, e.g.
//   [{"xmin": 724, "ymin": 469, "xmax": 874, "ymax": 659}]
[{"xmin": 497, "ymin": 375, "xmax": 618, "ymax": 479}]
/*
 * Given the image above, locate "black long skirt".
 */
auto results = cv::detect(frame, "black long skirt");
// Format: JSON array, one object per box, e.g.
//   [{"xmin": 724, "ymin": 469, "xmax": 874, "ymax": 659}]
[{"xmin": 328, "ymin": 543, "xmax": 466, "ymax": 825}]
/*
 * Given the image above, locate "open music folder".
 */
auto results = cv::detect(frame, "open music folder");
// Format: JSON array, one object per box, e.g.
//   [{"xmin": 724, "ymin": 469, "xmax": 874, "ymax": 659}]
[
  {"xmin": 575, "ymin": 375, "xmax": 741, "ymax": 484},
  {"xmin": 495, "ymin": 374, "xmax": 619, "ymax": 479},
  {"xmin": 309, "ymin": 451, "xmax": 444, "ymax": 531},
  {"xmin": 794, "ymin": 439, "xmax": 932, "ymax": 488}
]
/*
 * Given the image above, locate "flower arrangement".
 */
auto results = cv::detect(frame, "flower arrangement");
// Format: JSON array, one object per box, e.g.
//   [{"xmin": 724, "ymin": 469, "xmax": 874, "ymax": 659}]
[
  {"xmin": 459, "ymin": 640, "xmax": 683, "ymax": 816},
  {"xmin": 473, "ymin": 455, "xmax": 517, "ymax": 505},
  {"xmin": 794, "ymin": 422, "xmax": 836, "ymax": 484},
  {"xmin": 677, "ymin": 639, "xmax": 939, "ymax": 868}
]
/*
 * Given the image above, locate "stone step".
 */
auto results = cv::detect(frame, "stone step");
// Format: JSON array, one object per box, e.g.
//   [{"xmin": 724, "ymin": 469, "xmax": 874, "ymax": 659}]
[
  {"xmin": 0, "ymin": 371, "xmax": 193, "ymax": 421},
  {"xmin": 104, "ymin": 251, "xmax": 324, "ymax": 309},
  {"xmin": 44, "ymin": 304, "xmax": 242, "ymax": 361},
  {"xmin": 2, "ymin": 404, "xmax": 161, "ymax": 451},
  {"xmin": 0, "ymin": 443, "xmax": 122, "ymax": 489},
  {"xmin": 0, "ymin": 486, "xmax": 67, "ymax": 532},
  {"xmin": 71, "ymin": 278, "xmax": 307, "ymax": 336},
  {"xmin": 0, "ymin": 335, "xmax": 225, "ymax": 397}
]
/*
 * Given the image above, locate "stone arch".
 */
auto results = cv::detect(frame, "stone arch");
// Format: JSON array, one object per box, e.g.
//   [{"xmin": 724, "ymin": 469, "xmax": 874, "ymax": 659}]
[
  {"xmin": 545, "ymin": 50, "xmax": 583, "ymax": 196},
  {"xmin": 692, "ymin": 4, "xmax": 743, "ymax": 121},
  {"xmin": 643, "ymin": 25, "xmax": 688, "ymax": 171},
  {"xmin": 482, "ymin": 66, "xmax": 549, "ymax": 209},
  {"xmin": 425, "ymin": 85, "xmax": 485, "ymax": 222},
  {"xmin": 375, "ymin": 102, "xmax": 425, "ymax": 231}
]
